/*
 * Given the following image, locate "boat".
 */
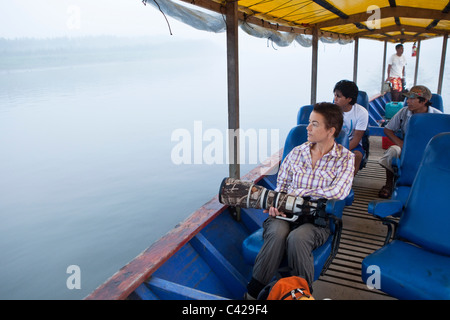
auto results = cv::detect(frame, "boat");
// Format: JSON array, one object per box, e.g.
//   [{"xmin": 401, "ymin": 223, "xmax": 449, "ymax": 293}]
[{"xmin": 85, "ymin": 0, "xmax": 449, "ymax": 301}]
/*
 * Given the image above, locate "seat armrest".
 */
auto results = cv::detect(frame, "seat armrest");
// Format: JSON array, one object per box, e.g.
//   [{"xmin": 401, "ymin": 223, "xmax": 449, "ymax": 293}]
[
  {"xmin": 325, "ymin": 199, "xmax": 345, "ymax": 218},
  {"xmin": 368, "ymin": 200, "xmax": 403, "ymax": 244},
  {"xmin": 368, "ymin": 200, "xmax": 403, "ymax": 218}
]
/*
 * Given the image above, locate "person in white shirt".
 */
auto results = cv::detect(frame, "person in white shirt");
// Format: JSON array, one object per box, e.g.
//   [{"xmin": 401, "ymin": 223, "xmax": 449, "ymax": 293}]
[
  {"xmin": 387, "ymin": 44, "xmax": 407, "ymax": 101},
  {"xmin": 333, "ymin": 80, "xmax": 369, "ymax": 175}
]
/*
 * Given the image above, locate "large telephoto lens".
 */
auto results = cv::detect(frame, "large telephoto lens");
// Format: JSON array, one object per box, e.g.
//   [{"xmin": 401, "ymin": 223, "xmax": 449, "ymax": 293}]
[{"xmin": 218, "ymin": 178, "xmax": 308, "ymax": 215}]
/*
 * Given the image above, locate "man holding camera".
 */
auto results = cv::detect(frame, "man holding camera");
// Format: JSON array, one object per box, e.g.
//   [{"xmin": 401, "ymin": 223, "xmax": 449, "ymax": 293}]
[{"xmin": 245, "ymin": 103, "xmax": 355, "ymax": 299}]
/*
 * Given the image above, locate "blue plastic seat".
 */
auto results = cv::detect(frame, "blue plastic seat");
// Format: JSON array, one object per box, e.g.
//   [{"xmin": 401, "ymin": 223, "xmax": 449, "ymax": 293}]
[
  {"xmin": 297, "ymin": 105, "xmax": 314, "ymax": 125},
  {"xmin": 391, "ymin": 113, "xmax": 450, "ymax": 206},
  {"xmin": 242, "ymin": 124, "xmax": 347, "ymax": 281},
  {"xmin": 430, "ymin": 93, "xmax": 444, "ymax": 112},
  {"xmin": 359, "ymin": 90, "xmax": 383, "ymax": 123},
  {"xmin": 357, "ymin": 90, "xmax": 369, "ymax": 109},
  {"xmin": 281, "ymin": 124, "xmax": 308, "ymax": 161},
  {"xmin": 362, "ymin": 133, "xmax": 450, "ymax": 299}
]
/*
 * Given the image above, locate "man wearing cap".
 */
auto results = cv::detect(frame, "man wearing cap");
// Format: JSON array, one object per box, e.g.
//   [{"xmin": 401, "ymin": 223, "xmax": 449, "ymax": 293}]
[
  {"xmin": 378, "ymin": 85, "xmax": 442, "ymax": 198},
  {"xmin": 387, "ymin": 44, "xmax": 407, "ymax": 101}
]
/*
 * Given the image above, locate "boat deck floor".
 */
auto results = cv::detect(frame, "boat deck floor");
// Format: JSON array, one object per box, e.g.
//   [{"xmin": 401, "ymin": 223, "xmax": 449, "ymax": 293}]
[{"xmin": 312, "ymin": 136, "xmax": 397, "ymax": 300}]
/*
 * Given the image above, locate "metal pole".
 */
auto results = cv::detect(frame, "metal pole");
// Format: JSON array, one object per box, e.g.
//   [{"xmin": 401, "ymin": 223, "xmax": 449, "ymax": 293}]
[
  {"xmin": 225, "ymin": 0, "xmax": 241, "ymax": 221},
  {"xmin": 353, "ymin": 37, "xmax": 359, "ymax": 84},
  {"xmin": 413, "ymin": 40, "xmax": 421, "ymax": 86},
  {"xmin": 226, "ymin": 0, "xmax": 240, "ymax": 180},
  {"xmin": 437, "ymin": 34, "xmax": 448, "ymax": 95},
  {"xmin": 381, "ymin": 40, "xmax": 387, "ymax": 92},
  {"xmin": 311, "ymin": 28, "xmax": 319, "ymax": 105}
]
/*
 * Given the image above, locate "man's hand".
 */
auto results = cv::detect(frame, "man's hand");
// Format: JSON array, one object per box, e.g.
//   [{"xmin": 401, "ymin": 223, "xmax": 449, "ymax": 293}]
[{"xmin": 264, "ymin": 207, "xmax": 287, "ymax": 218}]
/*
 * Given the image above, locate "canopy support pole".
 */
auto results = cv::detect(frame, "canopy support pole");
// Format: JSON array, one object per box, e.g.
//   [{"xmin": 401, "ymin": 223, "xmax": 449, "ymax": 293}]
[
  {"xmin": 225, "ymin": 0, "xmax": 241, "ymax": 221},
  {"xmin": 311, "ymin": 27, "xmax": 319, "ymax": 105},
  {"xmin": 353, "ymin": 37, "xmax": 359, "ymax": 84},
  {"xmin": 226, "ymin": 0, "xmax": 240, "ymax": 180},
  {"xmin": 437, "ymin": 34, "xmax": 448, "ymax": 95},
  {"xmin": 413, "ymin": 40, "xmax": 421, "ymax": 86},
  {"xmin": 381, "ymin": 40, "xmax": 387, "ymax": 93}
]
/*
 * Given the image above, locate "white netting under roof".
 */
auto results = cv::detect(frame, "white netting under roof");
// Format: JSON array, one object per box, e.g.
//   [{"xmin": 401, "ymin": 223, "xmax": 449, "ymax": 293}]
[{"xmin": 143, "ymin": 0, "xmax": 352, "ymax": 47}]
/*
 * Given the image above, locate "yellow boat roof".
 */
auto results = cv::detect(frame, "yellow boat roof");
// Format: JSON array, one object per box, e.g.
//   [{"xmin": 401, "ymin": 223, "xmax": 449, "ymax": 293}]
[{"xmin": 182, "ymin": 0, "xmax": 449, "ymax": 42}]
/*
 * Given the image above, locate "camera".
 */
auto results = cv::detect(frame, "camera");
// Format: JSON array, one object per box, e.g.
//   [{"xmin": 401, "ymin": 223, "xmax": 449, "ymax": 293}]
[{"xmin": 218, "ymin": 178, "xmax": 327, "ymax": 226}]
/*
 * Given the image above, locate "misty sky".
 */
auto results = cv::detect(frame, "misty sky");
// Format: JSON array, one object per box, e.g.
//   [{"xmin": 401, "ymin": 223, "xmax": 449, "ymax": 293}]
[
  {"xmin": 0, "ymin": 0, "xmax": 217, "ymax": 40},
  {"xmin": 1, "ymin": 0, "xmax": 447, "ymax": 102}
]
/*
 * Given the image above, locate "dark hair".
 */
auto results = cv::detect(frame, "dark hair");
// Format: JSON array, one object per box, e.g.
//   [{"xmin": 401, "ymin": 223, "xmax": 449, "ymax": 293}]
[
  {"xmin": 395, "ymin": 44, "xmax": 404, "ymax": 50},
  {"xmin": 313, "ymin": 102, "xmax": 343, "ymax": 138},
  {"xmin": 417, "ymin": 96, "xmax": 433, "ymax": 107},
  {"xmin": 333, "ymin": 80, "xmax": 359, "ymax": 105}
]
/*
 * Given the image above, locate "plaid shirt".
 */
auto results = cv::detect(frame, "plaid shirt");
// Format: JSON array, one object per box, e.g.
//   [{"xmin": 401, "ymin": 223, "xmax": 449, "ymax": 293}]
[{"xmin": 276, "ymin": 142, "xmax": 355, "ymax": 200}]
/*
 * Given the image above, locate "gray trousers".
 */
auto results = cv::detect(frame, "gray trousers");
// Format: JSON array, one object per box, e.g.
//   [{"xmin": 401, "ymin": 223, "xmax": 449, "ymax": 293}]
[
  {"xmin": 252, "ymin": 217, "xmax": 330, "ymax": 287},
  {"xmin": 378, "ymin": 145, "xmax": 402, "ymax": 173}
]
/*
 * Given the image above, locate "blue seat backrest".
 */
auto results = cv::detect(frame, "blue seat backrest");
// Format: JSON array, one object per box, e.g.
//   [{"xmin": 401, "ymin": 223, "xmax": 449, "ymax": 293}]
[
  {"xmin": 336, "ymin": 128, "xmax": 349, "ymax": 149},
  {"xmin": 396, "ymin": 113, "xmax": 450, "ymax": 186},
  {"xmin": 282, "ymin": 124, "xmax": 308, "ymax": 162},
  {"xmin": 357, "ymin": 91, "xmax": 369, "ymax": 110},
  {"xmin": 397, "ymin": 133, "xmax": 450, "ymax": 256},
  {"xmin": 282, "ymin": 124, "xmax": 350, "ymax": 163},
  {"xmin": 297, "ymin": 105, "xmax": 313, "ymax": 125},
  {"xmin": 430, "ymin": 93, "xmax": 444, "ymax": 112}
]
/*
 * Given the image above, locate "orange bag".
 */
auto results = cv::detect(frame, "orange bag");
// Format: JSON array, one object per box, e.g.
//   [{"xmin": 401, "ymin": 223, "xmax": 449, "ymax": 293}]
[{"xmin": 266, "ymin": 276, "xmax": 314, "ymax": 300}]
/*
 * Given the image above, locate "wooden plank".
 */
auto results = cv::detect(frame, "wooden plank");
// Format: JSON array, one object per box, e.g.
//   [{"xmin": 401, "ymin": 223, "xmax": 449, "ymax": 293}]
[
  {"xmin": 342, "ymin": 230, "xmax": 386, "ymax": 244},
  {"xmin": 333, "ymin": 252, "xmax": 366, "ymax": 264},
  {"xmin": 332, "ymin": 257, "xmax": 364, "ymax": 269},
  {"xmin": 359, "ymin": 25, "xmax": 449, "ymax": 37},
  {"xmin": 316, "ymin": 272, "xmax": 392, "ymax": 299},
  {"xmin": 340, "ymin": 238, "xmax": 382, "ymax": 252},
  {"xmin": 338, "ymin": 244, "xmax": 377, "ymax": 257}
]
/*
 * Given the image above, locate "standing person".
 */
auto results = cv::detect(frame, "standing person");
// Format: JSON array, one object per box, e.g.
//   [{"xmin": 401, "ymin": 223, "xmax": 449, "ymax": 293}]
[
  {"xmin": 387, "ymin": 44, "xmax": 407, "ymax": 101},
  {"xmin": 333, "ymin": 80, "xmax": 369, "ymax": 175},
  {"xmin": 244, "ymin": 103, "xmax": 355, "ymax": 299},
  {"xmin": 378, "ymin": 85, "xmax": 442, "ymax": 198}
]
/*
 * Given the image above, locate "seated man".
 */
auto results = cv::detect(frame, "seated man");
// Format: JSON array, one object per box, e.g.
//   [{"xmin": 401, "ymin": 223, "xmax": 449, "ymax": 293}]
[
  {"xmin": 333, "ymin": 80, "xmax": 369, "ymax": 175},
  {"xmin": 245, "ymin": 102, "xmax": 355, "ymax": 299},
  {"xmin": 378, "ymin": 85, "xmax": 442, "ymax": 198}
]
